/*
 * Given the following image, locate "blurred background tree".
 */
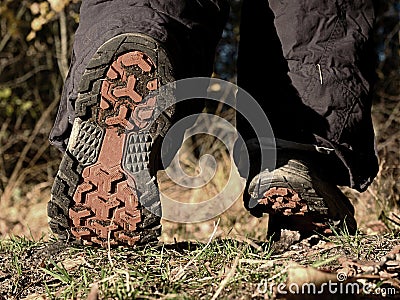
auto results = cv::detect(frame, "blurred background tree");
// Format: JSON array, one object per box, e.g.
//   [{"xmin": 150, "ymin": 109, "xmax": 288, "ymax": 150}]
[
  {"xmin": 0, "ymin": 0, "xmax": 81, "ymax": 235},
  {"xmin": 0, "ymin": 0, "xmax": 398, "ymax": 238}
]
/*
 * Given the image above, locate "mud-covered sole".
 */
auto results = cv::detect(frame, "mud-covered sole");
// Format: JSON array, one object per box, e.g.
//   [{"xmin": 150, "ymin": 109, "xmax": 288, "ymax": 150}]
[
  {"xmin": 48, "ymin": 34, "xmax": 175, "ymax": 247},
  {"xmin": 249, "ymin": 159, "xmax": 357, "ymax": 235}
]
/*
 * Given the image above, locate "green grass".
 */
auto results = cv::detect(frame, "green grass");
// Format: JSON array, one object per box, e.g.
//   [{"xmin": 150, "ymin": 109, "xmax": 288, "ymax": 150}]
[
  {"xmin": 1, "ymin": 228, "xmax": 399, "ymax": 299},
  {"xmin": 0, "ymin": 235, "xmax": 276, "ymax": 299}
]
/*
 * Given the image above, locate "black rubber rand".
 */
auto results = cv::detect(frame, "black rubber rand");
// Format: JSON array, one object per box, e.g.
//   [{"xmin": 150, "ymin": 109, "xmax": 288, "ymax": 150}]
[{"xmin": 48, "ymin": 33, "xmax": 175, "ymax": 247}]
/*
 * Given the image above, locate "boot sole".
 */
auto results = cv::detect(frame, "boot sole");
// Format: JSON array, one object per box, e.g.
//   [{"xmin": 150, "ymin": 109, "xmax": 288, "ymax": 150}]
[
  {"xmin": 48, "ymin": 33, "xmax": 175, "ymax": 247},
  {"xmin": 250, "ymin": 160, "xmax": 357, "ymax": 235}
]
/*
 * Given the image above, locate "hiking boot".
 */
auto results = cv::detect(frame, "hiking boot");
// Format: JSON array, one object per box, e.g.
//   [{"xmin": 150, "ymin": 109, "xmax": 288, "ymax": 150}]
[
  {"xmin": 246, "ymin": 151, "xmax": 357, "ymax": 239},
  {"xmin": 48, "ymin": 33, "xmax": 176, "ymax": 247}
]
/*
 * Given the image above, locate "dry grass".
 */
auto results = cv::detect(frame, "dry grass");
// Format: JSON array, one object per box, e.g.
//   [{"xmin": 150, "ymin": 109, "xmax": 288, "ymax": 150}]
[
  {"xmin": 0, "ymin": 100, "xmax": 398, "ymax": 243},
  {"xmin": 0, "ymin": 73, "xmax": 398, "ymax": 300}
]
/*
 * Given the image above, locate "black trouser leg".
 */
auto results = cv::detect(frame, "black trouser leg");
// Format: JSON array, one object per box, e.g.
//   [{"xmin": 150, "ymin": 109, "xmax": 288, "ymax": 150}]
[
  {"xmin": 237, "ymin": 0, "xmax": 378, "ymax": 191},
  {"xmin": 49, "ymin": 0, "xmax": 230, "ymax": 152}
]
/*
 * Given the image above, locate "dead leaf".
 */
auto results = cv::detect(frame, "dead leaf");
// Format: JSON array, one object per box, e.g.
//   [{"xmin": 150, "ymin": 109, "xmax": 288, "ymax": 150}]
[
  {"xmin": 388, "ymin": 245, "xmax": 400, "ymax": 256},
  {"xmin": 57, "ymin": 256, "xmax": 87, "ymax": 272},
  {"xmin": 87, "ymin": 283, "xmax": 99, "ymax": 300},
  {"xmin": 364, "ymin": 220, "xmax": 389, "ymax": 234},
  {"xmin": 21, "ymin": 294, "xmax": 47, "ymax": 300},
  {"xmin": 287, "ymin": 263, "xmax": 338, "ymax": 287}
]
